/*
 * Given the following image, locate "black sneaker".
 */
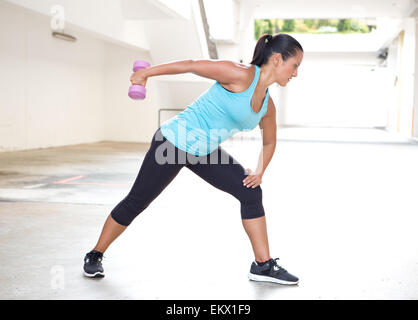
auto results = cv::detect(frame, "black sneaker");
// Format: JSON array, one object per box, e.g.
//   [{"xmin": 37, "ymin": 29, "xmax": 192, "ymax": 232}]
[
  {"xmin": 83, "ymin": 250, "xmax": 105, "ymax": 278},
  {"xmin": 248, "ymin": 258, "xmax": 299, "ymax": 285}
]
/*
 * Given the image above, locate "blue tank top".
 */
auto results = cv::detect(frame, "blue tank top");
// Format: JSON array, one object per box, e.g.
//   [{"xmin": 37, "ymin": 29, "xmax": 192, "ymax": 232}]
[{"xmin": 160, "ymin": 64, "xmax": 269, "ymax": 156}]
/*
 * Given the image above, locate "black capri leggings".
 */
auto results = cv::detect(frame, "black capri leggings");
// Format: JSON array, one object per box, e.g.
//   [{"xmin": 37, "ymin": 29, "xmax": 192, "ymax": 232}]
[{"xmin": 111, "ymin": 128, "xmax": 265, "ymax": 226}]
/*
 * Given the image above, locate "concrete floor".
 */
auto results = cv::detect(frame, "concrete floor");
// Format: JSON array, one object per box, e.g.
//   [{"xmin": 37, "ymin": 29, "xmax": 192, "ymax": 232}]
[{"xmin": 1, "ymin": 127, "xmax": 418, "ymax": 300}]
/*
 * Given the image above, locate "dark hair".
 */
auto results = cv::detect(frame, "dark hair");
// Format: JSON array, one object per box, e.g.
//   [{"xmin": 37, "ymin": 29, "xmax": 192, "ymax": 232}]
[{"xmin": 250, "ymin": 33, "xmax": 303, "ymax": 67}]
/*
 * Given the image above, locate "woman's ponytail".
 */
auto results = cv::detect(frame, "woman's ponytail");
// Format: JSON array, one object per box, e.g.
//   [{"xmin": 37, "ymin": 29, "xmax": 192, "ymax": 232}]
[
  {"xmin": 250, "ymin": 33, "xmax": 303, "ymax": 67},
  {"xmin": 250, "ymin": 34, "xmax": 273, "ymax": 67}
]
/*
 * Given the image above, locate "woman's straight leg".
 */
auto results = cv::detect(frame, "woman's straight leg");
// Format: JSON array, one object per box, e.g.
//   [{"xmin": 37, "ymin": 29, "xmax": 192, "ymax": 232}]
[
  {"xmin": 93, "ymin": 128, "xmax": 186, "ymax": 253},
  {"xmin": 93, "ymin": 214, "xmax": 127, "ymax": 253}
]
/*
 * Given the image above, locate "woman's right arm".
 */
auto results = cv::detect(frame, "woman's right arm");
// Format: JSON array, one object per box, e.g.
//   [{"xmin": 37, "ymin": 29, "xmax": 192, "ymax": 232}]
[{"xmin": 130, "ymin": 59, "xmax": 245, "ymax": 86}]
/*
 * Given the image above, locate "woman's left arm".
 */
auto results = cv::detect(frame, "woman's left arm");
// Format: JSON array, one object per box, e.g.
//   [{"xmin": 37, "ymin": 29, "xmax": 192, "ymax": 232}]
[{"xmin": 243, "ymin": 97, "xmax": 277, "ymax": 188}]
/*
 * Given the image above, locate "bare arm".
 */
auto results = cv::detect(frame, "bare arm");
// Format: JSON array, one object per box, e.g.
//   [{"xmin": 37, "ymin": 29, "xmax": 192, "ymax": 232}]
[
  {"xmin": 256, "ymin": 97, "xmax": 277, "ymax": 175},
  {"xmin": 130, "ymin": 59, "xmax": 245, "ymax": 86},
  {"xmin": 259, "ymin": 97, "xmax": 277, "ymax": 145},
  {"xmin": 190, "ymin": 60, "xmax": 246, "ymax": 84},
  {"xmin": 142, "ymin": 60, "xmax": 193, "ymax": 78},
  {"xmin": 243, "ymin": 97, "xmax": 277, "ymax": 189}
]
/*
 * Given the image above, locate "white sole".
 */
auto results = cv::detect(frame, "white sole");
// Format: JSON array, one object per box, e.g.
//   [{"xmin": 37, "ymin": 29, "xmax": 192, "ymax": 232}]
[
  {"xmin": 248, "ymin": 273, "xmax": 299, "ymax": 285},
  {"xmin": 84, "ymin": 271, "xmax": 105, "ymax": 278}
]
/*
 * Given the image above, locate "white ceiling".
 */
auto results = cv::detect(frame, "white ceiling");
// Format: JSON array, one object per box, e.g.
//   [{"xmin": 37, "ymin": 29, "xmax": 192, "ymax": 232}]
[
  {"xmin": 238, "ymin": 0, "xmax": 417, "ymax": 19},
  {"xmin": 4, "ymin": 0, "xmax": 416, "ymax": 56},
  {"xmin": 120, "ymin": 0, "xmax": 191, "ymax": 20},
  {"xmin": 119, "ymin": 0, "xmax": 418, "ymax": 21}
]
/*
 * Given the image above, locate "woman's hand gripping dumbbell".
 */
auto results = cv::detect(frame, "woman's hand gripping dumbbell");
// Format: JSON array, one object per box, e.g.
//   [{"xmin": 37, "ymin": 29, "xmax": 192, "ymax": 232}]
[{"xmin": 129, "ymin": 60, "xmax": 150, "ymax": 100}]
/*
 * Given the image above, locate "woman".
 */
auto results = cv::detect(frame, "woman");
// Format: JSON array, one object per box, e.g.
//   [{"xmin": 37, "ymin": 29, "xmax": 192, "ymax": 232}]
[{"xmin": 83, "ymin": 33, "xmax": 303, "ymax": 285}]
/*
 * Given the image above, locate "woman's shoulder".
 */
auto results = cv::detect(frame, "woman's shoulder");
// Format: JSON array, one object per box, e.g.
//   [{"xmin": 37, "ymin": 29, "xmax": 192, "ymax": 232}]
[
  {"xmin": 233, "ymin": 62, "xmax": 255, "ymax": 75},
  {"xmin": 218, "ymin": 62, "xmax": 255, "ymax": 93}
]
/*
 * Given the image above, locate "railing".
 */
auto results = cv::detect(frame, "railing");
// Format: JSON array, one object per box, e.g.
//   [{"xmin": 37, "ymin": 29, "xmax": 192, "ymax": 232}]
[{"xmin": 158, "ymin": 108, "xmax": 185, "ymax": 127}]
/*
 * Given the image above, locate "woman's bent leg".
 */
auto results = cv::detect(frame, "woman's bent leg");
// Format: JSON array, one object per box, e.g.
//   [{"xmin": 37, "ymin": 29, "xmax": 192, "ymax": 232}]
[
  {"xmin": 184, "ymin": 147, "xmax": 270, "ymax": 261},
  {"xmin": 242, "ymin": 216, "xmax": 271, "ymax": 262}
]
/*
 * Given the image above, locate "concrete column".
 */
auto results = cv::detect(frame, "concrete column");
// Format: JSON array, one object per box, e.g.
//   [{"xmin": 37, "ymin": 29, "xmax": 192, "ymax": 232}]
[
  {"xmin": 398, "ymin": 18, "xmax": 416, "ymax": 139},
  {"xmin": 414, "ymin": 17, "xmax": 418, "ymax": 138},
  {"xmin": 388, "ymin": 18, "xmax": 416, "ymax": 139},
  {"xmin": 198, "ymin": 0, "xmax": 218, "ymax": 59},
  {"xmin": 236, "ymin": 0, "xmax": 257, "ymax": 63}
]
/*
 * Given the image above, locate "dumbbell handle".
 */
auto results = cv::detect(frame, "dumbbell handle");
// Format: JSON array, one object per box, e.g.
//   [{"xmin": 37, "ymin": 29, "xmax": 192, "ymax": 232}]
[{"xmin": 129, "ymin": 60, "xmax": 150, "ymax": 100}]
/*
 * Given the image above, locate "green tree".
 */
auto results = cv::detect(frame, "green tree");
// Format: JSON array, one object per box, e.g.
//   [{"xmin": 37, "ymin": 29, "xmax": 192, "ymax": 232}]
[
  {"xmin": 254, "ymin": 20, "xmax": 262, "ymax": 39},
  {"xmin": 303, "ymin": 19, "xmax": 314, "ymax": 29},
  {"xmin": 312, "ymin": 19, "xmax": 320, "ymax": 30},
  {"xmin": 255, "ymin": 18, "xmax": 372, "ymax": 38},
  {"xmin": 282, "ymin": 19, "xmax": 295, "ymax": 32},
  {"xmin": 337, "ymin": 19, "xmax": 351, "ymax": 32},
  {"xmin": 318, "ymin": 19, "xmax": 329, "ymax": 27},
  {"xmin": 360, "ymin": 24, "xmax": 370, "ymax": 33},
  {"xmin": 273, "ymin": 19, "xmax": 280, "ymax": 33},
  {"xmin": 254, "ymin": 19, "xmax": 274, "ymax": 39},
  {"xmin": 344, "ymin": 20, "xmax": 352, "ymax": 32},
  {"xmin": 351, "ymin": 20, "xmax": 360, "ymax": 31},
  {"xmin": 337, "ymin": 19, "xmax": 345, "ymax": 31},
  {"xmin": 266, "ymin": 19, "xmax": 274, "ymax": 34}
]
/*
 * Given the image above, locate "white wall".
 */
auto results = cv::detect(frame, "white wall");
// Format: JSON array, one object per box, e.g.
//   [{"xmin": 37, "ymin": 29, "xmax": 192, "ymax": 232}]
[
  {"xmin": 3, "ymin": 0, "xmax": 416, "ymax": 151},
  {"xmin": 142, "ymin": 2, "xmax": 208, "ymax": 65},
  {"xmin": 215, "ymin": 43, "xmax": 240, "ymax": 62},
  {"xmin": 0, "ymin": 1, "xmax": 105, "ymax": 151},
  {"xmin": 0, "ymin": 1, "xmax": 165, "ymax": 151},
  {"xmin": 280, "ymin": 52, "xmax": 390, "ymax": 128},
  {"xmin": 0, "ymin": 0, "xmax": 218, "ymax": 151},
  {"xmin": 218, "ymin": 42, "xmax": 391, "ymax": 129},
  {"xmin": 249, "ymin": 0, "xmax": 413, "ymax": 19},
  {"xmin": 102, "ymin": 43, "xmax": 159, "ymax": 143},
  {"xmin": 414, "ymin": 18, "xmax": 418, "ymax": 138},
  {"xmin": 218, "ymin": 27, "xmax": 401, "ymax": 130},
  {"xmin": 4, "ymin": 0, "xmax": 150, "ymax": 50},
  {"xmin": 217, "ymin": 1, "xmax": 417, "ymax": 132}
]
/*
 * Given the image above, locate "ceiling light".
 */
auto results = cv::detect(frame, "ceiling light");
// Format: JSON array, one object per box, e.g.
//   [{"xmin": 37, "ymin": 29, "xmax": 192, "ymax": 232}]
[{"xmin": 52, "ymin": 31, "xmax": 77, "ymax": 42}]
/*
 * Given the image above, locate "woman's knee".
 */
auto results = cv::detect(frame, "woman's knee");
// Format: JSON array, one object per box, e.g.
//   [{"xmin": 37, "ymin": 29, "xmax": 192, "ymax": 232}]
[
  {"xmin": 240, "ymin": 186, "xmax": 265, "ymax": 219},
  {"xmin": 110, "ymin": 195, "xmax": 148, "ymax": 226}
]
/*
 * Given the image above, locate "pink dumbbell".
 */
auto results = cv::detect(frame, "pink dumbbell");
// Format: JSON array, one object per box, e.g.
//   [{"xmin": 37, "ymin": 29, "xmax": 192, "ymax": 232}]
[{"xmin": 128, "ymin": 60, "xmax": 150, "ymax": 100}]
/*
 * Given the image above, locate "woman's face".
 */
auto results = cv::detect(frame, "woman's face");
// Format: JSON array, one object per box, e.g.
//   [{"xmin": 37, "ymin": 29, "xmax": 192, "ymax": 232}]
[{"xmin": 273, "ymin": 50, "xmax": 304, "ymax": 87}]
